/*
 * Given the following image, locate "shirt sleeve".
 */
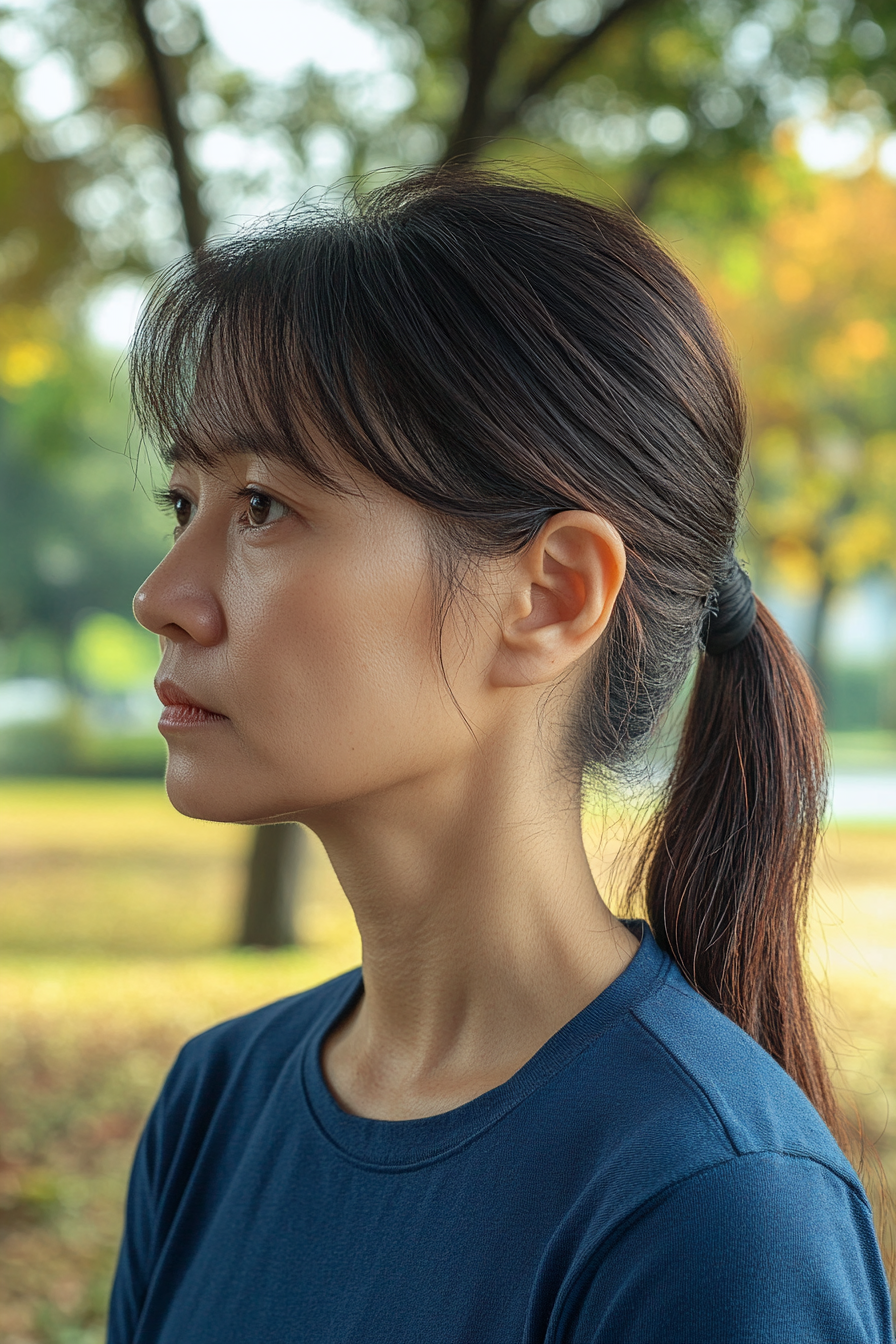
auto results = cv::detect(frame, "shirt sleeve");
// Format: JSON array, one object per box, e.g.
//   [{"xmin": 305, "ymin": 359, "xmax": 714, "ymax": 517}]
[
  {"xmin": 105, "ymin": 1083, "xmax": 168, "ymax": 1344},
  {"xmin": 556, "ymin": 1151, "xmax": 895, "ymax": 1344}
]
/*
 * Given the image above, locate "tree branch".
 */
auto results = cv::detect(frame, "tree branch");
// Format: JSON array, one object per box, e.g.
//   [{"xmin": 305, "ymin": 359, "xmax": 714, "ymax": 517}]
[
  {"xmin": 625, "ymin": 162, "xmax": 665, "ymax": 216},
  {"xmin": 515, "ymin": 0, "xmax": 657, "ymax": 110},
  {"xmin": 124, "ymin": 0, "xmax": 208, "ymax": 250},
  {"xmin": 445, "ymin": 0, "xmax": 662, "ymax": 160},
  {"xmin": 445, "ymin": 0, "xmax": 534, "ymax": 162}
]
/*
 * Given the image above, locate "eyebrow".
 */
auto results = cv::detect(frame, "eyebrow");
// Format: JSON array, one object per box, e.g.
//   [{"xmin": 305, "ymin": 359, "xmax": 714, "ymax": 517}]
[
  {"xmin": 162, "ymin": 437, "xmax": 349, "ymax": 500},
  {"xmin": 162, "ymin": 437, "xmax": 267, "ymax": 470},
  {"xmin": 163, "ymin": 440, "xmax": 198, "ymax": 467}
]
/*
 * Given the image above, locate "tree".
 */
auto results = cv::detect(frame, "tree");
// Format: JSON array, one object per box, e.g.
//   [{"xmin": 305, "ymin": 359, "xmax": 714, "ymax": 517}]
[
  {"xmin": 663, "ymin": 149, "xmax": 896, "ymax": 699},
  {"xmin": 123, "ymin": 0, "xmax": 206, "ymax": 249},
  {"xmin": 3, "ymin": 0, "xmax": 894, "ymax": 281},
  {"xmin": 0, "ymin": 350, "xmax": 166, "ymax": 655}
]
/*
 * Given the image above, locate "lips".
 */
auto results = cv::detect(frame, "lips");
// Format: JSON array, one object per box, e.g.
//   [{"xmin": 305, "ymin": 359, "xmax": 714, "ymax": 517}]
[{"xmin": 155, "ymin": 678, "xmax": 229, "ymax": 728}]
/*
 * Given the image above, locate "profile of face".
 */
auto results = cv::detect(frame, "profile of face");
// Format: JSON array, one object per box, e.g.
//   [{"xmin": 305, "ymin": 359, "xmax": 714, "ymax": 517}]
[
  {"xmin": 134, "ymin": 420, "xmax": 625, "ymax": 834},
  {"xmin": 134, "ymin": 438, "xmax": 468, "ymax": 828}
]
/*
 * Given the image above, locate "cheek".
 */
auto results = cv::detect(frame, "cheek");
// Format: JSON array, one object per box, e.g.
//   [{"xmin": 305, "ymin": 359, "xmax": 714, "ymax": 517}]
[{"xmin": 226, "ymin": 549, "xmax": 451, "ymax": 769}]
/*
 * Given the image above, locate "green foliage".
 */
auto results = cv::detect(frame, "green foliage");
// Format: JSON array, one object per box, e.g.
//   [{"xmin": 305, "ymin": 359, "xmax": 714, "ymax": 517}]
[
  {"xmin": 0, "ymin": 714, "xmax": 166, "ymax": 778},
  {"xmin": 69, "ymin": 612, "xmax": 159, "ymax": 695},
  {"xmin": 0, "ymin": 0, "xmax": 893, "ymax": 300},
  {"xmin": 0, "ymin": 351, "xmax": 168, "ymax": 645},
  {"xmin": 0, "ymin": 343, "xmax": 171, "ymax": 776},
  {"xmin": 824, "ymin": 666, "xmax": 894, "ymax": 731}
]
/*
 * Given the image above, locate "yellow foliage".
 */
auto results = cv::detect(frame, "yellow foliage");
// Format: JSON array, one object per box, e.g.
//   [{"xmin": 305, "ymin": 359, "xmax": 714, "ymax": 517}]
[
  {"xmin": 754, "ymin": 362, "xmax": 800, "ymax": 411},
  {"xmin": 867, "ymin": 434, "xmax": 896, "ymax": 487},
  {"xmin": 0, "ymin": 303, "xmax": 65, "ymax": 390},
  {"xmin": 828, "ymin": 509, "xmax": 896, "ymax": 584},
  {"xmin": 812, "ymin": 334, "xmax": 850, "ymax": 384},
  {"xmin": 648, "ymin": 27, "xmax": 711, "ymax": 78},
  {"xmin": 753, "ymin": 171, "xmax": 896, "ymax": 310},
  {"xmin": 811, "ymin": 320, "xmax": 890, "ymax": 385},
  {"xmin": 844, "ymin": 318, "xmax": 889, "ymax": 362},
  {"xmin": 0, "ymin": 338, "xmax": 59, "ymax": 387},
  {"xmin": 752, "ymin": 424, "xmax": 801, "ymax": 475},
  {"xmin": 719, "ymin": 234, "xmax": 762, "ymax": 296},
  {"xmin": 766, "ymin": 537, "xmax": 821, "ymax": 594},
  {"xmin": 773, "ymin": 261, "xmax": 813, "ymax": 304},
  {"xmin": 795, "ymin": 189, "xmax": 853, "ymax": 251}
]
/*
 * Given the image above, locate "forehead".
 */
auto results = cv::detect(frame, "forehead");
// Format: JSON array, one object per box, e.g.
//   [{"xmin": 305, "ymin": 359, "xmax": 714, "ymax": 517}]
[
  {"xmin": 163, "ymin": 425, "xmax": 397, "ymax": 528},
  {"xmin": 149, "ymin": 315, "xmax": 401, "ymax": 512},
  {"xmin": 163, "ymin": 390, "xmax": 373, "ymax": 502}
]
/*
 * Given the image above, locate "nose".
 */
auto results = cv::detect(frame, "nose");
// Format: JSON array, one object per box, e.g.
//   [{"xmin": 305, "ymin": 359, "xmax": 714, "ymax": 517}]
[{"xmin": 133, "ymin": 546, "xmax": 225, "ymax": 648}]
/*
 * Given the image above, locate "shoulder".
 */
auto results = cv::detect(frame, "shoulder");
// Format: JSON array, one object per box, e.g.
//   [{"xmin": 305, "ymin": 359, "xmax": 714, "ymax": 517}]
[
  {"xmin": 553, "ymin": 1149, "xmax": 894, "ymax": 1343},
  {"xmin": 612, "ymin": 963, "xmax": 859, "ymax": 1183},
  {"xmin": 107, "ymin": 968, "xmax": 363, "ymax": 1340},
  {"xmin": 549, "ymin": 969, "xmax": 893, "ymax": 1339},
  {"xmin": 534, "ymin": 957, "xmax": 870, "ymax": 1258},
  {"xmin": 154, "ymin": 967, "xmax": 360, "ymax": 1133}
]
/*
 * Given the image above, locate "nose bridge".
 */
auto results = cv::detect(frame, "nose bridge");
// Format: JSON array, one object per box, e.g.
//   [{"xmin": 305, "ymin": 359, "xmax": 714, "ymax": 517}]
[{"xmin": 133, "ymin": 518, "xmax": 226, "ymax": 646}]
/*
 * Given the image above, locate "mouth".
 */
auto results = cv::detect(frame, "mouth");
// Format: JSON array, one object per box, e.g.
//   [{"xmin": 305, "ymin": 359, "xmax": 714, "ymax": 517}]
[{"xmin": 154, "ymin": 678, "xmax": 229, "ymax": 730}]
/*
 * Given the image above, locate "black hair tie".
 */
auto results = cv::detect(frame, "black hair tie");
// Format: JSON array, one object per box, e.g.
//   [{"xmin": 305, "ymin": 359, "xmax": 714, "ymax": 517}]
[{"xmin": 701, "ymin": 553, "xmax": 756, "ymax": 656}]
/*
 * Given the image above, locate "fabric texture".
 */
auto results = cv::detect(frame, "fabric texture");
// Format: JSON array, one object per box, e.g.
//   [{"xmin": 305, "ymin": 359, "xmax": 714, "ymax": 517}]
[{"xmin": 107, "ymin": 918, "xmax": 895, "ymax": 1343}]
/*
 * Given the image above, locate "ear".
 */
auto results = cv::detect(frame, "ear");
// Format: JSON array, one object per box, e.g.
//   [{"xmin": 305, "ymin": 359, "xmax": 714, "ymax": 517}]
[{"xmin": 489, "ymin": 510, "xmax": 626, "ymax": 690}]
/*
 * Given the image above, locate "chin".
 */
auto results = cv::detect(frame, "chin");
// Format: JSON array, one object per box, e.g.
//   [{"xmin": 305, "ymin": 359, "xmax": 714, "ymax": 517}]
[
  {"xmin": 165, "ymin": 784, "xmax": 248, "ymax": 824},
  {"xmin": 164, "ymin": 760, "xmax": 310, "ymax": 827},
  {"xmin": 163, "ymin": 761, "xmax": 255, "ymax": 825}
]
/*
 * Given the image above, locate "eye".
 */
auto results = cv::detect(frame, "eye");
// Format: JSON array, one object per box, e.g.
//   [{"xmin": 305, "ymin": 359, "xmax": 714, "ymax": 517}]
[
  {"xmin": 239, "ymin": 488, "xmax": 291, "ymax": 529},
  {"xmin": 154, "ymin": 487, "xmax": 194, "ymax": 531}
]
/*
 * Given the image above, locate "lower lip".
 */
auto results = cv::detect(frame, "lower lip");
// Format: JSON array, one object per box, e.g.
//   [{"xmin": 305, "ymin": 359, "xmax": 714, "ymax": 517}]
[{"xmin": 158, "ymin": 704, "xmax": 229, "ymax": 729}]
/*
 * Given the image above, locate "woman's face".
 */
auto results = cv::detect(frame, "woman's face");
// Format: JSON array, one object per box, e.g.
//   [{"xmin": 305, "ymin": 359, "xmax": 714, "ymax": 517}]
[{"xmin": 134, "ymin": 444, "xmax": 478, "ymax": 827}]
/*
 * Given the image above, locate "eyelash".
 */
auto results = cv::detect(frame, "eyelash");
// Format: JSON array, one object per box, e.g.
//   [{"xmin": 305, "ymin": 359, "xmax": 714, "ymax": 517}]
[{"xmin": 153, "ymin": 486, "xmax": 290, "ymax": 531}]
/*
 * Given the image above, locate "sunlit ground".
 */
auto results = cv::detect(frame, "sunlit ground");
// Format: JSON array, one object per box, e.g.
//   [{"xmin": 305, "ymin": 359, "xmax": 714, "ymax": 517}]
[{"xmin": 1, "ymin": 779, "xmax": 894, "ymax": 1342}]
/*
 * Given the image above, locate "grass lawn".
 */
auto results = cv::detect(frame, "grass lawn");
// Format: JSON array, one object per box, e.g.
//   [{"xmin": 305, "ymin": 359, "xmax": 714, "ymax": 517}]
[{"xmin": 1, "ymin": 779, "xmax": 895, "ymax": 1341}]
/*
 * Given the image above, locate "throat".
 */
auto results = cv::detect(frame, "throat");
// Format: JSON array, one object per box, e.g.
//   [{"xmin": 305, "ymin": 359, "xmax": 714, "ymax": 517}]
[{"xmin": 319, "ymin": 921, "xmax": 641, "ymax": 1122}]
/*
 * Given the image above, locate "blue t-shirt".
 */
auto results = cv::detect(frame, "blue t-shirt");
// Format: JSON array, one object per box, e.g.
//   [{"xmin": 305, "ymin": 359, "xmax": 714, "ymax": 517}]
[{"xmin": 108, "ymin": 918, "xmax": 894, "ymax": 1343}]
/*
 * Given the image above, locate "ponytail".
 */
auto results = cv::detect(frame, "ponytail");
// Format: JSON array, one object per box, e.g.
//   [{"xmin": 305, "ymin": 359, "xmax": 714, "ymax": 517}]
[
  {"xmin": 625, "ymin": 596, "xmax": 894, "ymax": 1274},
  {"xmin": 630, "ymin": 598, "xmax": 841, "ymax": 1132}
]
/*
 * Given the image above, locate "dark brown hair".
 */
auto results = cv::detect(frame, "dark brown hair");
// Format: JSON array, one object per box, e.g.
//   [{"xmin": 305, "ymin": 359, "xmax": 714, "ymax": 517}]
[{"xmin": 129, "ymin": 163, "xmax": 889, "ymax": 1253}]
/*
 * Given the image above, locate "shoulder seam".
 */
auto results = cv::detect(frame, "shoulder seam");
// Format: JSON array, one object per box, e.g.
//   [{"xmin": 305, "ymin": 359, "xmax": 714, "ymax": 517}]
[
  {"xmin": 630, "ymin": 997, "xmax": 862, "ymax": 1182},
  {"xmin": 606, "ymin": 1148, "xmax": 866, "ymax": 1248},
  {"xmin": 628, "ymin": 1008, "xmax": 741, "ymax": 1150},
  {"xmin": 550, "ymin": 1150, "xmax": 873, "ymax": 1341}
]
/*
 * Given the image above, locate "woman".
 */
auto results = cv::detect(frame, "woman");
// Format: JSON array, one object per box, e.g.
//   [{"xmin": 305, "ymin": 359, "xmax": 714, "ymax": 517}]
[{"xmin": 111, "ymin": 165, "xmax": 894, "ymax": 1342}]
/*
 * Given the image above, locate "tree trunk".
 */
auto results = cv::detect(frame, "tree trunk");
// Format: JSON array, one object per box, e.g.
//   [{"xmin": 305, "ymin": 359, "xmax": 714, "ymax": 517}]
[
  {"xmin": 443, "ymin": 0, "xmax": 660, "ymax": 162},
  {"xmin": 126, "ymin": 0, "xmax": 305, "ymax": 948},
  {"xmin": 808, "ymin": 572, "xmax": 835, "ymax": 714},
  {"xmin": 124, "ymin": 0, "xmax": 208, "ymax": 250},
  {"xmin": 239, "ymin": 824, "xmax": 306, "ymax": 948}
]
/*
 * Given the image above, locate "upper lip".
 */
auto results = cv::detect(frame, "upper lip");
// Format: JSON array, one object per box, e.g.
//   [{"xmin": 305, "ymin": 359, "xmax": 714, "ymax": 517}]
[{"xmin": 155, "ymin": 678, "xmax": 222, "ymax": 714}]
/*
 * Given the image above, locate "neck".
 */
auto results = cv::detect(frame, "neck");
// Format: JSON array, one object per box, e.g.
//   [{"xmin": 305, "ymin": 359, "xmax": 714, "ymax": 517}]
[{"xmin": 307, "ymin": 753, "xmax": 640, "ymax": 1121}]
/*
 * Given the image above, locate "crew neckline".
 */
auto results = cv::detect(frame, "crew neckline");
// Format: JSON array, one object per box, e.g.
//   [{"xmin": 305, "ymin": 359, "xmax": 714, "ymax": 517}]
[{"xmin": 300, "ymin": 917, "xmax": 670, "ymax": 1171}]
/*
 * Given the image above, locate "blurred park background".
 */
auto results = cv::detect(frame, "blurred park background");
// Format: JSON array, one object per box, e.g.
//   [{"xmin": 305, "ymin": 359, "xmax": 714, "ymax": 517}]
[{"xmin": 1, "ymin": 0, "xmax": 896, "ymax": 1336}]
